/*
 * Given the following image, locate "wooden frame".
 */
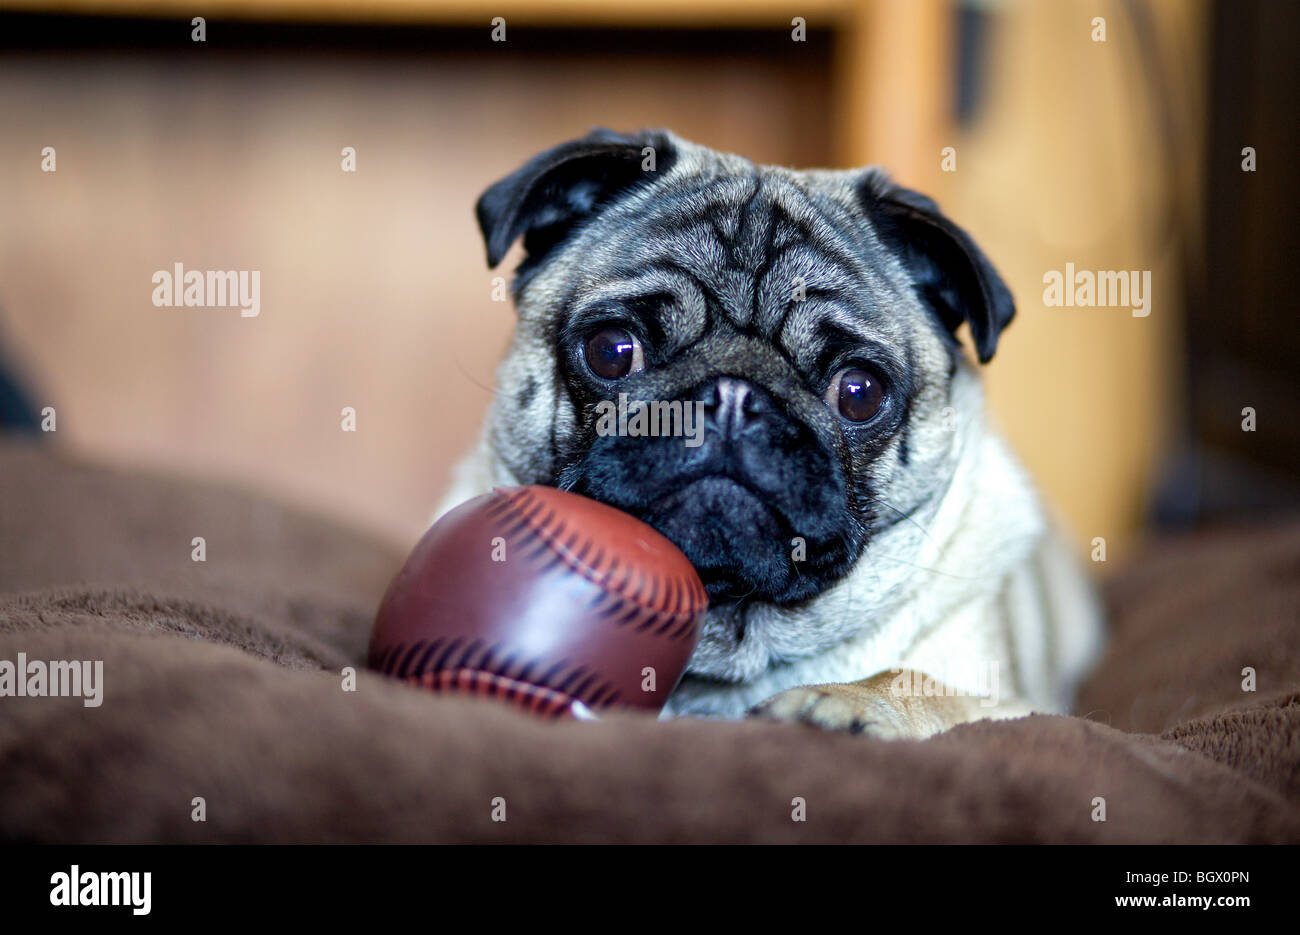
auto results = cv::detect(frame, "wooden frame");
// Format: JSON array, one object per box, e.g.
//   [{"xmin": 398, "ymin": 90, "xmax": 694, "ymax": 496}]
[{"xmin": 3, "ymin": 0, "xmax": 954, "ymax": 183}]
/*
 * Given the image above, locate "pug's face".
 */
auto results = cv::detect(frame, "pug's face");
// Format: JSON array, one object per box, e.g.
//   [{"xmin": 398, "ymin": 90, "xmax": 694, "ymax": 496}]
[{"xmin": 475, "ymin": 129, "xmax": 1013, "ymax": 613}]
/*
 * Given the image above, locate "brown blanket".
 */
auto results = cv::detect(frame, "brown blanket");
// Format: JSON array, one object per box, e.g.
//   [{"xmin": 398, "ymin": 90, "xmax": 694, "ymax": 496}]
[{"xmin": 1, "ymin": 441, "xmax": 1296, "ymax": 843}]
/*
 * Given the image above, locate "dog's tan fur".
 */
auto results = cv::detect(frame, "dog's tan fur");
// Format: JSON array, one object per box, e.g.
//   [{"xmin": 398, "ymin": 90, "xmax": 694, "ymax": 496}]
[{"xmin": 749, "ymin": 672, "xmax": 1034, "ymax": 739}]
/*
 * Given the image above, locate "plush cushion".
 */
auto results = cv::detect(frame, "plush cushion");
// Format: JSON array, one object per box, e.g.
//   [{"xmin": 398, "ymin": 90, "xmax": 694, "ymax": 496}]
[{"xmin": 1, "ymin": 441, "xmax": 1296, "ymax": 843}]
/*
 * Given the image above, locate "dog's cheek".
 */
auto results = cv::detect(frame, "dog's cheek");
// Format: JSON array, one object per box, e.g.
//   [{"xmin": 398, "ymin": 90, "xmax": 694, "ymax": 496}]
[
  {"xmin": 904, "ymin": 367, "xmax": 970, "ymax": 496},
  {"xmin": 488, "ymin": 342, "xmax": 567, "ymax": 485}
]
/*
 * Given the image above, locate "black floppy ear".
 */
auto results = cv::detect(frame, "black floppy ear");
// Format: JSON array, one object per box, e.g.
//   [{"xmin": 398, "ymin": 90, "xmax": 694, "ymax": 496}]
[
  {"xmin": 476, "ymin": 128, "xmax": 676, "ymax": 271},
  {"xmin": 858, "ymin": 171, "xmax": 1014, "ymax": 363}
]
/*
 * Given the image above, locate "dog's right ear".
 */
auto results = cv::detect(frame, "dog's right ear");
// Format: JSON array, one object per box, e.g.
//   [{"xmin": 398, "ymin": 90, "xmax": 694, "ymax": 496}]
[{"xmin": 476, "ymin": 128, "xmax": 675, "ymax": 270}]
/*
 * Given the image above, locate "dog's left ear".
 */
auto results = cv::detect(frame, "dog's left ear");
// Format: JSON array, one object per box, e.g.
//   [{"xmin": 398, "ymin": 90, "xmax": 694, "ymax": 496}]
[
  {"xmin": 857, "ymin": 171, "xmax": 1014, "ymax": 363},
  {"xmin": 476, "ymin": 127, "xmax": 675, "ymax": 271}
]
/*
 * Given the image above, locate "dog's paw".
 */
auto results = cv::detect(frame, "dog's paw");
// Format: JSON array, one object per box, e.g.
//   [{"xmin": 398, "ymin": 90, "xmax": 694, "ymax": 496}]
[{"xmin": 747, "ymin": 683, "xmax": 917, "ymax": 739}]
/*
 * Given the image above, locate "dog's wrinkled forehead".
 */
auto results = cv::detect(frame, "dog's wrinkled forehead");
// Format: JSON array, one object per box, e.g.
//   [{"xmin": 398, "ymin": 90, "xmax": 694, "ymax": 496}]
[
  {"xmin": 556, "ymin": 161, "xmax": 920, "ymax": 372},
  {"xmin": 477, "ymin": 128, "xmax": 1016, "ymax": 365}
]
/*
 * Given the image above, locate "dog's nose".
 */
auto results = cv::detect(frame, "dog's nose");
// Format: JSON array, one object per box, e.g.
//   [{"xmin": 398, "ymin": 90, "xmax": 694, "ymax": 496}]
[{"xmin": 701, "ymin": 376, "xmax": 768, "ymax": 437}]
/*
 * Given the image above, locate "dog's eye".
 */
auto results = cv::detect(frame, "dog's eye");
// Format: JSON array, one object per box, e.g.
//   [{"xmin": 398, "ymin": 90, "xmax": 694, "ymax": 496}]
[
  {"xmin": 584, "ymin": 326, "xmax": 644, "ymax": 380},
  {"xmin": 827, "ymin": 366, "xmax": 884, "ymax": 423}
]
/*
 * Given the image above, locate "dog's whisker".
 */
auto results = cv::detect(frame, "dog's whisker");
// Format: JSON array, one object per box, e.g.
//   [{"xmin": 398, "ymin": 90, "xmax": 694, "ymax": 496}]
[
  {"xmin": 874, "ymin": 498, "xmax": 938, "ymax": 547},
  {"xmin": 449, "ymin": 352, "xmax": 506, "ymax": 397},
  {"xmin": 866, "ymin": 551, "xmax": 977, "ymax": 581}
]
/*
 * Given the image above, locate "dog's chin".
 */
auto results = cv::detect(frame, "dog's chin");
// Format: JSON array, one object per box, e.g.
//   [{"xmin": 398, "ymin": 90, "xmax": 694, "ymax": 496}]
[{"xmin": 618, "ymin": 475, "xmax": 822, "ymax": 606}]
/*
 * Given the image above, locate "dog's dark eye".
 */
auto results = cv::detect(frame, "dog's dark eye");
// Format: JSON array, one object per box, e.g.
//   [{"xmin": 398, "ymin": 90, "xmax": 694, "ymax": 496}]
[
  {"xmin": 584, "ymin": 327, "xmax": 644, "ymax": 380},
  {"xmin": 827, "ymin": 366, "xmax": 884, "ymax": 423}
]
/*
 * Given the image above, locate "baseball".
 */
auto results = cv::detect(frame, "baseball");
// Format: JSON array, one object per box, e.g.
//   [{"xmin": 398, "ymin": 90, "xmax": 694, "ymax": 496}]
[{"xmin": 368, "ymin": 485, "xmax": 708, "ymax": 718}]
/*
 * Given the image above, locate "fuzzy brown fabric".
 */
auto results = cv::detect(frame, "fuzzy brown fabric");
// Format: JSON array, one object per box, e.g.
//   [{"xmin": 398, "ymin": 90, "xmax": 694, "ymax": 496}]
[{"xmin": 1, "ymin": 441, "xmax": 1297, "ymax": 843}]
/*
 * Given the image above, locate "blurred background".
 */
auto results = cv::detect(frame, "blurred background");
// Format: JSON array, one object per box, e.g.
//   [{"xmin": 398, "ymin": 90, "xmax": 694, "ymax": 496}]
[{"xmin": 0, "ymin": 0, "xmax": 1295, "ymax": 564}]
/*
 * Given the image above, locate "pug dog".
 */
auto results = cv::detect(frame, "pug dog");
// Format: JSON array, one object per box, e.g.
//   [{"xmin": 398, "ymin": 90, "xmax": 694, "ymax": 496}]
[{"xmin": 436, "ymin": 128, "xmax": 1104, "ymax": 739}]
